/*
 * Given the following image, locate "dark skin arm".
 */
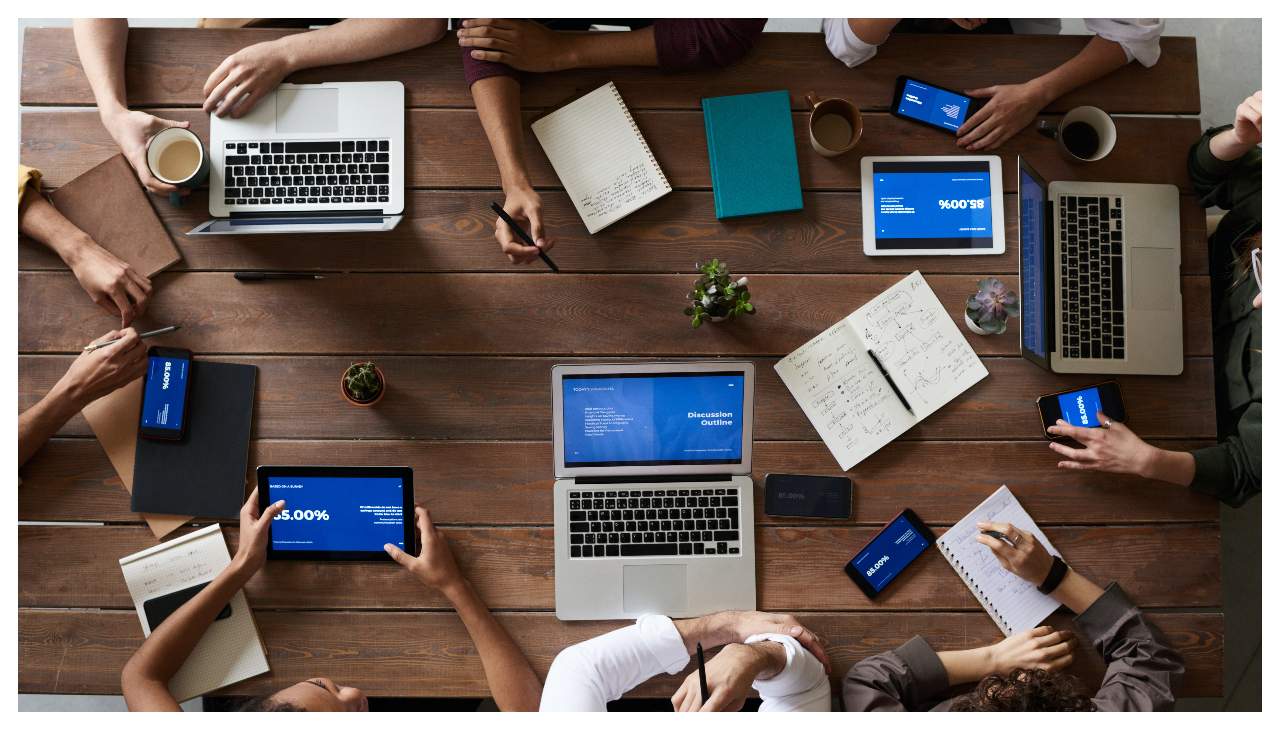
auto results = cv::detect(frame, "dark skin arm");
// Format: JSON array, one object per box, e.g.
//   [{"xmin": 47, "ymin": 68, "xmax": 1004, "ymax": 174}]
[{"xmin": 457, "ymin": 19, "xmax": 657, "ymax": 71}]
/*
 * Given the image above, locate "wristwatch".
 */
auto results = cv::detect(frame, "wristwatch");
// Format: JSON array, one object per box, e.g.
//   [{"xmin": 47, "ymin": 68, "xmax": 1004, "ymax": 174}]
[{"xmin": 1037, "ymin": 555, "xmax": 1069, "ymax": 595}]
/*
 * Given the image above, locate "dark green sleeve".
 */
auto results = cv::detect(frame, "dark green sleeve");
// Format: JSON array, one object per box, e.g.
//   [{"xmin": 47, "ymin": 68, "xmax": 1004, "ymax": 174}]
[
  {"xmin": 1189, "ymin": 402, "xmax": 1262, "ymax": 508},
  {"xmin": 1186, "ymin": 125, "xmax": 1262, "ymax": 213}
]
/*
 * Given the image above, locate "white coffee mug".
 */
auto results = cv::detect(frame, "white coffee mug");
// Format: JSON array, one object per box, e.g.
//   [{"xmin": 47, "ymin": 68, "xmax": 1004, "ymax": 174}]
[{"xmin": 145, "ymin": 126, "xmax": 210, "ymax": 205}]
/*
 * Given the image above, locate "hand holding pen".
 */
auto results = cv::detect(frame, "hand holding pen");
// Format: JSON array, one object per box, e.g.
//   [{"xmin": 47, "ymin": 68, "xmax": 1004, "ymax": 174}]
[{"xmin": 490, "ymin": 201, "xmax": 559, "ymax": 272}]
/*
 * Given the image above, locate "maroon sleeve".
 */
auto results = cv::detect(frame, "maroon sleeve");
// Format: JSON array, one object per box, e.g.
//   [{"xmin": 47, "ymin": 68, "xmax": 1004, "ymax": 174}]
[
  {"xmin": 651, "ymin": 19, "xmax": 767, "ymax": 74},
  {"xmin": 459, "ymin": 19, "xmax": 523, "ymax": 88}
]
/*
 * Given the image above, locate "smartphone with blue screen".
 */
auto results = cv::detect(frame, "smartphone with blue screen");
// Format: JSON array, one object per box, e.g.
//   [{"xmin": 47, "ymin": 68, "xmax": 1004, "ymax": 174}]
[
  {"xmin": 1037, "ymin": 381, "xmax": 1127, "ymax": 439},
  {"xmin": 138, "ymin": 347, "xmax": 193, "ymax": 440},
  {"xmin": 844, "ymin": 509, "xmax": 935, "ymax": 599},
  {"xmin": 890, "ymin": 75, "xmax": 978, "ymax": 133}
]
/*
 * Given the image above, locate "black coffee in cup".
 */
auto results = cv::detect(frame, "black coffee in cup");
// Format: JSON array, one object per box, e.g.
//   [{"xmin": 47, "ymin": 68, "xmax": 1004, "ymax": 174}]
[{"xmin": 1062, "ymin": 122, "xmax": 1100, "ymax": 159}]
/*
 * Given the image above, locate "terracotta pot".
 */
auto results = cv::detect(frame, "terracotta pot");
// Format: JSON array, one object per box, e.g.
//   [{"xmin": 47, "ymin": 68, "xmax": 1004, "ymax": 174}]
[{"xmin": 341, "ymin": 365, "xmax": 385, "ymax": 406}]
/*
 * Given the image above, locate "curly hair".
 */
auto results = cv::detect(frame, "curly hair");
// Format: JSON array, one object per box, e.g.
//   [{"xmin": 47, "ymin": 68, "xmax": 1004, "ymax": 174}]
[
  {"xmin": 950, "ymin": 668, "xmax": 1097, "ymax": 712},
  {"xmin": 235, "ymin": 694, "xmax": 306, "ymax": 712}
]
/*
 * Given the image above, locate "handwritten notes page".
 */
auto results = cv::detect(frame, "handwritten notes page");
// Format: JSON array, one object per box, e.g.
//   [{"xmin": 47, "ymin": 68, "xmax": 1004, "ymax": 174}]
[
  {"xmin": 775, "ymin": 271, "xmax": 988, "ymax": 470},
  {"xmin": 936, "ymin": 486, "xmax": 1063, "ymax": 637},
  {"xmin": 119, "ymin": 524, "xmax": 268, "ymax": 702},
  {"xmin": 531, "ymin": 82, "xmax": 671, "ymax": 233}
]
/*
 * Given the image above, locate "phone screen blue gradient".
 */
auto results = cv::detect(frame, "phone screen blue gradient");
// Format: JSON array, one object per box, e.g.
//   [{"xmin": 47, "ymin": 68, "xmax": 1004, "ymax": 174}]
[
  {"xmin": 872, "ymin": 162, "xmax": 994, "ymax": 249},
  {"xmin": 896, "ymin": 79, "xmax": 971, "ymax": 131},
  {"xmin": 851, "ymin": 515, "xmax": 931, "ymax": 592},
  {"xmin": 269, "ymin": 477, "xmax": 405, "ymax": 551},
  {"xmin": 1020, "ymin": 169, "xmax": 1046, "ymax": 358},
  {"xmin": 140, "ymin": 356, "xmax": 188, "ymax": 429},
  {"xmin": 1057, "ymin": 387, "xmax": 1103, "ymax": 427},
  {"xmin": 562, "ymin": 373, "xmax": 745, "ymax": 466}
]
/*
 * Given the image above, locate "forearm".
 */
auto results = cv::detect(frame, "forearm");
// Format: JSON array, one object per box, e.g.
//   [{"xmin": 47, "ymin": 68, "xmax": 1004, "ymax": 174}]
[
  {"xmin": 936, "ymin": 647, "xmax": 994, "ymax": 686},
  {"xmin": 1051, "ymin": 569, "xmax": 1106, "ymax": 615},
  {"xmin": 269, "ymin": 18, "xmax": 446, "ymax": 74},
  {"xmin": 1025, "ymin": 34, "xmax": 1129, "ymax": 108},
  {"xmin": 672, "ymin": 612, "xmax": 740, "ymax": 654},
  {"xmin": 1139, "ymin": 446, "xmax": 1196, "ymax": 487},
  {"xmin": 846, "ymin": 18, "xmax": 900, "ymax": 46},
  {"xmin": 17, "ymin": 188, "xmax": 97, "ymax": 263},
  {"xmin": 472, "ymin": 75, "xmax": 532, "ymax": 194},
  {"xmin": 1208, "ymin": 127, "xmax": 1256, "ymax": 162},
  {"xmin": 442, "ymin": 580, "xmax": 542, "ymax": 711},
  {"xmin": 565, "ymin": 26, "xmax": 658, "ymax": 68},
  {"xmin": 73, "ymin": 18, "xmax": 131, "ymax": 116},
  {"xmin": 18, "ymin": 381, "xmax": 87, "ymax": 467}
]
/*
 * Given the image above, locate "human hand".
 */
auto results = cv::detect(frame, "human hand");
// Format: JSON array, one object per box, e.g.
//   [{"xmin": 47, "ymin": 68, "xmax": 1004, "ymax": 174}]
[
  {"xmin": 235, "ymin": 487, "xmax": 287, "ymax": 575},
  {"xmin": 57, "ymin": 328, "xmax": 149, "ymax": 407},
  {"xmin": 65, "ymin": 242, "xmax": 153, "ymax": 327},
  {"xmin": 974, "ymin": 521, "xmax": 1056, "ymax": 586},
  {"xmin": 495, "ymin": 187, "xmax": 557, "ymax": 265},
  {"xmin": 385, "ymin": 506, "xmax": 466, "ymax": 593},
  {"xmin": 1230, "ymin": 90, "xmax": 1263, "ymax": 147},
  {"xmin": 985, "ymin": 625, "xmax": 1078, "ymax": 676},
  {"xmin": 203, "ymin": 40, "xmax": 295, "ymax": 118},
  {"xmin": 949, "ymin": 18, "xmax": 988, "ymax": 31},
  {"xmin": 101, "ymin": 108, "xmax": 192, "ymax": 196},
  {"xmin": 458, "ymin": 19, "xmax": 574, "ymax": 73},
  {"xmin": 956, "ymin": 82, "xmax": 1048, "ymax": 150},
  {"xmin": 714, "ymin": 611, "xmax": 831, "ymax": 675},
  {"xmin": 1047, "ymin": 413, "xmax": 1155, "ymax": 476},
  {"xmin": 671, "ymin": 642, "xmax": 783, "ymax": 712}
]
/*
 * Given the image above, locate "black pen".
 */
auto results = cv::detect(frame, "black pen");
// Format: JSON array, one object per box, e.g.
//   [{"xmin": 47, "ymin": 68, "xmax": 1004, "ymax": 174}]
[
  {"xmin": 84, "ymin": 325, "xmax": 182, "ymax": 351},
  {"xmin": 696, "ymin": 642, "xmax": 709, "ymax": 706},
  {"xmin": 867, "ymin": 349, "xmax": 914, "ymax": 414},
  {"xmin": 981, "ymin": 530, "xmax": 1006, "ymax": 540},
  {"xmin": 489, "ymin": 201, "xmax": 559, "ymax": 273},
  {"xmin": 234, "ymin": 273, "xmax": 326, "ymax": 281}
]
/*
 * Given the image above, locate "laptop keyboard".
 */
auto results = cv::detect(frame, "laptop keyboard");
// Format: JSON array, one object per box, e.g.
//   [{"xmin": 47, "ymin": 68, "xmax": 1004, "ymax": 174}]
[
  {"xmin": 220, "ymin": 140, "xmax": 392, "ymax": 207},
  {"xmin": 1057, "ymin": 195, "xmax": 1126, "ymax": 360},
  {"xmin": 568, "ymin": 488, "xmax": 742, "ymax": 558}
]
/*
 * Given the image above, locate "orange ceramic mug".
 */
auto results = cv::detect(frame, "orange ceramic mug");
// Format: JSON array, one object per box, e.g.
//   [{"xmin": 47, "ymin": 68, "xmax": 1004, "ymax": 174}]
[{"xmin": 806, "ymin": 92, "xmax": 863, "ymax": 157}]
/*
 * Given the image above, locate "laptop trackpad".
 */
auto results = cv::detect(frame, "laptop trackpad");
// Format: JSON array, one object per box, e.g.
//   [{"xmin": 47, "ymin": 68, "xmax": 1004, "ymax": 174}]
[
  {"xmin": 1130, "ymin": 248, "xmax": 1177, "ymax": 310},
  {"xmin": 623, "ymin": 565, "xmax": 688, "ymax": 614},
  {"xmin": 276, "ymin": 88, "xmax": 339, "ymax": 134}
]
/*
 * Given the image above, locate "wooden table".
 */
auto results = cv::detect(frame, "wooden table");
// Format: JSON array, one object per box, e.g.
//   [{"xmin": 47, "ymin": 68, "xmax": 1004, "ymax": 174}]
[{"xmin": 19, "ymin": 28, "xmax": 1223, "ymax": 700}]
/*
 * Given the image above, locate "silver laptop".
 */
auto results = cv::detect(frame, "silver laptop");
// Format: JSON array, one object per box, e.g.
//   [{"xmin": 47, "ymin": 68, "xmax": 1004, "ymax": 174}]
[
  {"xmin": 189, "ymin": 81, "xmax": 404, "ymax": 235},
  {"xmin": 552, "ymin": 362, "xmax": 757, "ymax": 620},
  {"xmin": 1017, "ymin": 156, "xmax": 1182, "ymax": 375}
]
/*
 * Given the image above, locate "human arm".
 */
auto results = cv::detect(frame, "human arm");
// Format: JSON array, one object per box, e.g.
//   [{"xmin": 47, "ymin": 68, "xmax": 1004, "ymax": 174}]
[
  {"xmin": 672, "ymin": 633, "xmax": 830, "ymax": 712},
  {"xmin": 1189, "ymin": 93, "xmax": 1263, "ymax": 210},
  {"xmin": 18, "ymin": 328, "xmax": 148, "ymax": 467},
  {"xmin": 72, "ymin": 19, "xmax": 191, "ymax": 196},
  {"xmin": 384, "ymin": 506, "xmax": 542, "ymax": 711},
  {"xmin": 1047, "ymin": 413, "xmax": 1197, "ymax": 486},
  {"xmin": 202, "ymin": 19, "xmax": 446, "ymax": 117},
  {"xmin": 822, "ymin": 18, "xmax": 897, "ymax": 68},
  {"xmin": 122, "ymin": 488, "xmax": 285, "ymax": 711}
]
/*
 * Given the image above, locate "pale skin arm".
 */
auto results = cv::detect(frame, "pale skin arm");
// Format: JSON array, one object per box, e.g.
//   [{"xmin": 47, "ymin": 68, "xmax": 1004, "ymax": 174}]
[
  {"xmin": 974, "ymin": 521, "xmax": 1107, "ymax": 614},
  {"xmin": 1048, "ymin": 412, "xmax": 1197, "ymax": 486},
  {"xmin": 1208, "ymin": 91, "xmax": 1262, "ymax": 161},
  {"xmin": 670, "ymin": 641, "xmax": 787, "ymax": 712}
]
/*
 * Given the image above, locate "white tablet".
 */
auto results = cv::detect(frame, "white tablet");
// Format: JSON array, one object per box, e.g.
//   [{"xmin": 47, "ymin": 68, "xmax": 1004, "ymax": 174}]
[{"xmin": 861, "ymin": 156, "xmax": 1004, "ymax": 256}]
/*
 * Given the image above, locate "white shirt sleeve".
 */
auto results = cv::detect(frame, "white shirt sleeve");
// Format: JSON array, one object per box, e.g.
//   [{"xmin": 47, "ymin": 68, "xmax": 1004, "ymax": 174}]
[
  {"xmin": 539, "ymin": 614, "xmax": 690, "ymax": 712},
  {"xmin": 1084, "ymin": 18, "xmax": 1165, "ymax": 67},
  {"xmin": 745, "ymin": 634, "xmax": 832, "ymax": 712},
  {"xmin": 822, "ymin": 18, "xmax": 879, "ymax": 68}
]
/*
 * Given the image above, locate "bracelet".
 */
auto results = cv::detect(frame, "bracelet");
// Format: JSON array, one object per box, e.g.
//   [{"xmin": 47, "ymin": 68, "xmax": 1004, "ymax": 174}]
[{"xmin": 1037, "ymin": 556, "xmax": 1069, "ymax": 595}]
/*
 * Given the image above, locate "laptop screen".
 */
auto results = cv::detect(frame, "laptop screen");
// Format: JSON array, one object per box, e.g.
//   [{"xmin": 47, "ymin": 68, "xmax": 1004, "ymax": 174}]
[
  {"xmin": 1020, "ymin": 168, "xmax": 1047, "ymax": 359},
  {"xmin": 561, "ymin": 371, "xmax": 746, "ymax": 468}
]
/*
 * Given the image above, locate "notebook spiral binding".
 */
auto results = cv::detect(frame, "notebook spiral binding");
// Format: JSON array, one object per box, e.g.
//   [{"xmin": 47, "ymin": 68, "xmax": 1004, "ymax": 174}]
[
  {"xmin": 939, "ymin": 542, "xmax": 1012, "ymax": 636},
  {"xmin": 609, "ymin": 82, "xmax": 671, "ymax": 189}
]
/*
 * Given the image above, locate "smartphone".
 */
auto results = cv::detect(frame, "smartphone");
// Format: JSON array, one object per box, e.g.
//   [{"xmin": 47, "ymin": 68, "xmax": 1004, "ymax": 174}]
[
  {"xmin": 1036, "ymin": 380, "xmax": 1127, "ymax": 439},
  {"xmin": 764, "ymin": 474, "xmax": 852, "ymax": 519},
  {"xmin": 890, "ymin": 75, "xmax": 978, "ymax": 133},
  {"xmin": 844, "ymin": 509, "xmax": 935, "ymax": 599},
  {"xmin": 142, "ymin": 581, "xmax": 232, "ymax": 632},
  {"xmin": 138, "ymin": 347, "xmax": 193, "ymax": 440}
]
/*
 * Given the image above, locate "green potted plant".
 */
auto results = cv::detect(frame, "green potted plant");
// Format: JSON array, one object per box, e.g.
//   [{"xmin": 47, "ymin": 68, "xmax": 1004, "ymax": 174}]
[
  {"xmin": 683, "ymin": 259, "xmax": 756, "ymax": 328},
  {"xmin": 341, "ymin": 362, "xmax": 386, "ymax": 406},
  {"xmin": 964, "ymin": 277, "xmax": 1020, "ymax": 335}
]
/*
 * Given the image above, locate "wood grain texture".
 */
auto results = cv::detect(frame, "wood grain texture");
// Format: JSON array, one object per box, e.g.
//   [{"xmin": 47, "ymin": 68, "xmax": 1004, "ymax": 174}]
[
  {"xmin": 19, "ymin": 355, "xmax": 1217, "ymax": 441},
  {"xmin": 16, "ymin": 609, "xmax": 1223, "ymax": 697},
  {"xmin": 17, "ymin": 188, "xmax": 1211, "ymax": 277},
  {"xmin": 18, "ymin": 523, "xmax": 1220, "ymax": 611},
  {"xmin": 21, "ymin": 29, "xmax": 1200, "ymax": 114},
  {"xmin": 19, "ymin": 438, "xmax": 1220, "ymax": 526},
  {"xmin": 18, "ymin": 272, "xmax": 1213, "ymax": 357}
]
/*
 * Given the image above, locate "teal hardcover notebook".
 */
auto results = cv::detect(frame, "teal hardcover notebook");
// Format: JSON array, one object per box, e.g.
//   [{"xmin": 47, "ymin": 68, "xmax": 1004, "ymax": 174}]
[{"xmin": 702, "ymin": 91, "xmax": 803, "ymax": 219}]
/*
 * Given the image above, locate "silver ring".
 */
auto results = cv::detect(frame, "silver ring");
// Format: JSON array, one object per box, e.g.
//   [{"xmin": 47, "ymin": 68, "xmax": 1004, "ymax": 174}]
[
  {"xmin": 1011, "ymin": 533, "xmax": 1022, "ymax": 547},
  {"xmin": 1103, "ymin": 420, "xmax": 1113, "ymax": 429}
]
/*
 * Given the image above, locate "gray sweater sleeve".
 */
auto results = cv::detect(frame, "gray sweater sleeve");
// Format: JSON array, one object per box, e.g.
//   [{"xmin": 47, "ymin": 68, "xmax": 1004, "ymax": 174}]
[
  {"xmin": 1073, "ymin": 582, "xmax": 1185, "ymax": 711},
  {"xmin": 841, "ymin": 635, "xmax": 950, "ymax": 711}
]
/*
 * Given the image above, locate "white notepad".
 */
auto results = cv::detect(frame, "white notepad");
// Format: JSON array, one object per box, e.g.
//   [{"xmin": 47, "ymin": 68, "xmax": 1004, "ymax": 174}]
[
  {"xmin": 936, "ymin": 486, "xmax": 1064, "ymax": 637},
  {"xmin": 531, "ymin": 82, "xmax": 671, "ymax": 233},
  {"xmin": 774, "ymin": 271, "xmax": 988, "ymax": 470},
  {"xmin": 119, "ymin": 524, "xmax": 269, "ymax": 702}
]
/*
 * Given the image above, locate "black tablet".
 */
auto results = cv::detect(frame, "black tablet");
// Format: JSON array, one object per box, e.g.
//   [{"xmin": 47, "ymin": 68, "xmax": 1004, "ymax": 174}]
[{"xmin": 257, "ymin": 466, "xmax": 415, "ymax": 561}]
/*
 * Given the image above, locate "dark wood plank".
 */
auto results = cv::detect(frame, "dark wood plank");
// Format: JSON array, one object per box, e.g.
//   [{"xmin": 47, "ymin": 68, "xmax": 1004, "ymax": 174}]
[
  {"xmin": 19, "ymin": 523, "xmax": 1221, "ymax": 611},
  {"xmin": 19, "ymin": 355, "xmax": 1219, "ymax": 441},
  {"xmin": 16, "ymin": 188, "xmax": 1211, "ymax": 277},
  {"xmin": 16, "ymin": 609, "xmax": 1223, "ymax": 697},
  {"xmin": 21, "ymin": 28, "xmax": 1200, "ymax": 114},
  {"xmin": 19, "ymin": 438, "xmax": 1220, "ymax": 525},
  {"xmin": 17, "ymin": 272, "xmax": 1214, "ymax": 357}
]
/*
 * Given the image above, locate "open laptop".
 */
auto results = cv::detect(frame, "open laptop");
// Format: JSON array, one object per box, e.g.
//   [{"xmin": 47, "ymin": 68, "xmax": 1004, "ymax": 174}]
[
  {"xmin": 188, "ymin": 81, "xmax": 404, "ymax": 235},
  {"xmin": 1017, "ymin": 156, "xmax": 1182, "ymax": 375},
  {"xmin": 552, "ymin": 362, "xmax": 757, "ymax": 620}
]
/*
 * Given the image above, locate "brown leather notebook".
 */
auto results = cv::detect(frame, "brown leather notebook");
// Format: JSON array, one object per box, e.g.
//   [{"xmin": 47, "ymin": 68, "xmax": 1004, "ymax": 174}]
[{"xmin": 48, "ymin": 154, "xmax": 182, "ymax": 277}]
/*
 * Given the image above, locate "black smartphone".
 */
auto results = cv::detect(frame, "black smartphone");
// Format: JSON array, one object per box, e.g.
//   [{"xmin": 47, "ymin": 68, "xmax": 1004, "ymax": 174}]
[
  {"xmin": 889, "ymin": 75, "xmax": 978, "ymax": 133},
  {"xmin": 1036, "ymin": 380, "xmax": 1127, "ymax": 439},
  {"xmin": 844, "ymin": 509, "xmax": 935, "ymax": 599},
  {"xmin": 142, "ymin": 581, "xmax": 232, "ymax": 632},
  {"xmin": 764, "ymin": 474, "xmax": 852, "ymax": 519},
  {"xmin": 138, "ymin": 347, "xmax": 193, "ymax": 440}
]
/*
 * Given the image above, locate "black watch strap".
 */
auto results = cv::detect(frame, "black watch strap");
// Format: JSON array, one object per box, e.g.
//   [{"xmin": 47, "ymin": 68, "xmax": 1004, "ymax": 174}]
[{"xmin": 1037, "ymin": 555, "xmax": 1069, "ymax": 595}]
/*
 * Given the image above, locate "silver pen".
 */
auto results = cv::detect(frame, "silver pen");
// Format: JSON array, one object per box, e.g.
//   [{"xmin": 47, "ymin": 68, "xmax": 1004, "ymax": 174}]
[{"xmin": 84, "ymin": 325, "xmax": 182, "ymax": 351}]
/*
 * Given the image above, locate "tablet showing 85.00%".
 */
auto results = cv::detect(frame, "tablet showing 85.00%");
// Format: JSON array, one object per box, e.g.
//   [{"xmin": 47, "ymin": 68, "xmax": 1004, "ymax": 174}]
[
  {"xmin": 939, "ymin": 199, "xmax": 985, "ymax": 209},
  {"xmin": 274, "ymin": 509, "xmax": 329, "ymax": 520}
]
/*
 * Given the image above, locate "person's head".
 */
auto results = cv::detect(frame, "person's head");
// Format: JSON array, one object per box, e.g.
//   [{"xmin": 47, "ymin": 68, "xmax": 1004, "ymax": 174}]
[
  {"xmin": 950, "ymin": 668, "xmax": 1096, "ymax": 712},
  {"xmin": 237, "ymin": 678, "xmax": 368, "ymax": 712}
]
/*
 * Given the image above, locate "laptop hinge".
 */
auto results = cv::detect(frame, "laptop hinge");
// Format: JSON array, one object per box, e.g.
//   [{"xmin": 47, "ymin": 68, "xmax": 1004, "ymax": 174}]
[
  {"xmin": 1044, "ymin": 198, "xmax": 1056, "ymax": 354},
  {"xmin": 574, "ymin": 474, "xmax": 735, "ymax": 484},
  {"xmin": 229, "ymin": 209, "xmax": 384, "ymax": 219}
]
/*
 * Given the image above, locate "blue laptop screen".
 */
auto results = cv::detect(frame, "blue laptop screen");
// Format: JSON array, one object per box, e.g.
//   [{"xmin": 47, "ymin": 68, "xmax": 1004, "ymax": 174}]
[
  {"xmin": 1020, "ymin": 168, "xmax": 1046, "ymax": 359},
  {"xmin": 562, "ymin": 372, "xmax": 746, "ymax": 467}
]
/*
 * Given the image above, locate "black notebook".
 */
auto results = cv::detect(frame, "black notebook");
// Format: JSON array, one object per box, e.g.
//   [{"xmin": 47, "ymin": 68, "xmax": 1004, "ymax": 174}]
[{"xmin": 131, "ymin": 361, "xmax": 256, "ymax": 520}]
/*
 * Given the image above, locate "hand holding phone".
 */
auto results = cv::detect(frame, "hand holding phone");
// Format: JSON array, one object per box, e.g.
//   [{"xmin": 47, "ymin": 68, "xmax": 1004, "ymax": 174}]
[
  {"xmin": 138, "ymin": 347, "xmax": 193, "ymax": 440},
  {"xmin": 1036, "ymin": 381, "xmax": 1127, "ymax": 439}
]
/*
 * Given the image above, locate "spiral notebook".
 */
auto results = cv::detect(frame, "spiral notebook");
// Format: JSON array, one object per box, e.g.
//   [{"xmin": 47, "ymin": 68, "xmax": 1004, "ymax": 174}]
[
  {"xmin": 531, "ymin": 82, "xmax": 671, "ymax": 233},
  {"xmin": 936, "ymin": 486, "xmax": 1063, "ymax": 637}
]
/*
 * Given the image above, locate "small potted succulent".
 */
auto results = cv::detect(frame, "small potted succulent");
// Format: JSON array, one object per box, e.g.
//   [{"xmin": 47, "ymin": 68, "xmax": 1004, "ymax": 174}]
[
  {"xmin": 341, "ymin": 362, "xmax": 386, "ymax": 406},
  {"xmin": 683, "ymin": 259, "xmax": 756, "ymax": 328},
  {"xmin": 964, "ymin": 277, "xmax": 1020, "ymax": 335}
]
